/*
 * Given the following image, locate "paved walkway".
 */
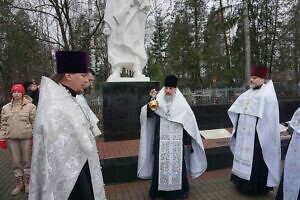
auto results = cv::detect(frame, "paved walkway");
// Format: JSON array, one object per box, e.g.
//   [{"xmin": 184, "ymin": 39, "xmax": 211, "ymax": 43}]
[
  {"xmin": 97, "ymin": 130, "xmax": 290, "ymax": 160},
  {"xmin": 0, "ymin": 147, "xmax": 278, "ymax": 200}
]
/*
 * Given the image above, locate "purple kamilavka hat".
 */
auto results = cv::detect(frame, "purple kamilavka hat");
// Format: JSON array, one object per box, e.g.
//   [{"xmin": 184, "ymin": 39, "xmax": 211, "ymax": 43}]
[
  {"xmin": 251, "ymin": 64, "xmax": 269, "ymax": 79},
  {"xmin": 56, "ymin": 51, "xmax": 89, "ymax": 74}
]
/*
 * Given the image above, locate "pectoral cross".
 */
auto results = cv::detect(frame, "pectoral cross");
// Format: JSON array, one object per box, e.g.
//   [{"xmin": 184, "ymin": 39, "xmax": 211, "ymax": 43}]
[
  {"xmin": 88, "ymin": 122, "xmax": 94, "ymax": 132},
  {"xmin": 165, "ymin": 111, "xmax": 171, "ymax": 118}
]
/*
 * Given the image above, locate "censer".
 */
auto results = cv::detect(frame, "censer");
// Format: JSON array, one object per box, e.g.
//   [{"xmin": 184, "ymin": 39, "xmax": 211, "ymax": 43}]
[{"xmin": 148, "ymin": 89, "xmax": 158, "ymax": 111}]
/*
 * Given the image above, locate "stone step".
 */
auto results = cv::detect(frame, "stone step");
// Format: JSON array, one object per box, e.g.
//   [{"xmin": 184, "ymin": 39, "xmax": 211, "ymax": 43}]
[{"xmin": 98, "ymin": 133, "xmax": 290, "ymax": 185}]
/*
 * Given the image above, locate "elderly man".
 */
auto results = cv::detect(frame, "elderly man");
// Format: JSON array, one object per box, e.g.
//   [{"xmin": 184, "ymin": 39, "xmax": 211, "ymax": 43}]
[
  {"xmin": 275, "ymin": 108, "xmax": 300, "ymax": 200},
  {"xmin": 138, "ymin": 75, "xmax": 207, "ymax": 200},
  {"xmin": 29, "ymin": 51, "xmax": 106, "ymax": 200},
  {"xmin": 228, "ymin": 65, "xmax": 281, "ymax": 194}
]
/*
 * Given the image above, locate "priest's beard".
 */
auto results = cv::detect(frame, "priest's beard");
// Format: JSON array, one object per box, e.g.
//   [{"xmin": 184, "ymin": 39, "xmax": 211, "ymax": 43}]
[
  {"xmin": 249, "ymin": 83, "xmax": 263, "ymax": 90},
  {"xmin": 164, "ymin": 93, "xmax": 175, "ymax": 103}
]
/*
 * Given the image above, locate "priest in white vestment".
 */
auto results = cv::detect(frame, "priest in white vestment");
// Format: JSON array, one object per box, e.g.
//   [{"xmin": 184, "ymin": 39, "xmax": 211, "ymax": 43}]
[
  {"xmin": 228, "ymin": 65, "xmax": 281, "ymax": 194},
  {"xmin": 138, "ymin": 75, "xmax": 207, "ymax": 199},
  {"xmin": 275, "ymin": 108, "xmax": 300, "ymax": 200},
  {"xmin": 29, "ymin": 51, "xmax": 106, "ymax": 200}
]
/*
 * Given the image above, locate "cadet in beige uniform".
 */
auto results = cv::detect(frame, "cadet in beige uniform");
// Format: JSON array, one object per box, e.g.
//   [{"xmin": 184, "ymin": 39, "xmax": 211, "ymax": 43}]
[{"xmin": 0, "ymin": 84, "xmax": 36, "ymax": 195}]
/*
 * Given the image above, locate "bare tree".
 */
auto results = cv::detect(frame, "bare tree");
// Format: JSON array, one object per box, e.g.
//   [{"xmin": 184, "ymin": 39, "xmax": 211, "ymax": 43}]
[
  {"xmin": 11, "ymin": 0, "xmax": 105, "ymax": 50},
  {"xmin": 243, "ymin": 0, "xmax": 251, "ymax": 83}
]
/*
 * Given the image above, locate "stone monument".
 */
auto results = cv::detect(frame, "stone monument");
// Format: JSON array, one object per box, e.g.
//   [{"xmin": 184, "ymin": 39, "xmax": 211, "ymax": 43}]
[
  {"xmin": 102, "ymin": 0, "xmax": 158, "ymax": 141},
  {"xmin": 103, "ymin": 0, "xmax": 150, "ymax": 82}
]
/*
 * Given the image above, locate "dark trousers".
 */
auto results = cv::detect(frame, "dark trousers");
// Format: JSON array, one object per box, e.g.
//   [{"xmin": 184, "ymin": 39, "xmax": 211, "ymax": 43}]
[{"xmin": 68, "ymin": 161, "xmax": 95, "ymax": 200}]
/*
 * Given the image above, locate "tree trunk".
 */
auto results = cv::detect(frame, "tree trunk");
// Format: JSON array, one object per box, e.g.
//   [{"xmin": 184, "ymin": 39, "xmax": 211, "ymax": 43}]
[
  {"xmin": 293, "ymin": 1, "xmax": 300, "ymax": 83},
  {"xmin": 269, "ymin": 0, "xmax": 279, "ymax": 78},
  {"xmin": 219, "ymin": 0, "xmax": 231, "ymax": 69},
  {"xmin": 243, "ymin": 0, "xmax": 251, "ymax": 83}
]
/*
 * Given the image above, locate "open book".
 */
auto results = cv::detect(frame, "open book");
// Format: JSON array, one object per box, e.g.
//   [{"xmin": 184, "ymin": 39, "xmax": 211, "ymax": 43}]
[{"xmin": 200, "ymin": 129, "xmax": 232, "ymax": 139}]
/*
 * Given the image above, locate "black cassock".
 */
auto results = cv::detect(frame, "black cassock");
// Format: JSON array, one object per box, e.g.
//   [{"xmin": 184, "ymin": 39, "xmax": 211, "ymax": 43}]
[
  {"xmin": 62, "ymin": 85, "xmax": 95, "ymax": 200},
  {"xmin": 231, "ymin": 114, "xmax": 272, "ymax": 195},
  {"xmin": 68, "ymin": 161, "xmax": 95, "ymax": 200},
  {"xmin": 147, "ymin": 105, "xmax": 191, "ymax": 200},
  {"xmin": 275, "ymin": 128, "xmax": 300, "ymax": 200}
]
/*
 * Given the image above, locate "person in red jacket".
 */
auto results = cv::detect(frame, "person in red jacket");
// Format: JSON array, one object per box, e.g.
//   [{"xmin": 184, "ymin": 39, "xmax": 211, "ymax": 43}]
[{"xmin": 0, "ymin": 84, "xmax": 36, "ymax": 195}]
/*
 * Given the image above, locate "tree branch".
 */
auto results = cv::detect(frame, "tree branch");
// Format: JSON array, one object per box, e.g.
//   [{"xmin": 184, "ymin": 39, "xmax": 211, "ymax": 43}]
[{"xmin": 10, "ymin": 5, "xmax": 59, "ymax": 20}]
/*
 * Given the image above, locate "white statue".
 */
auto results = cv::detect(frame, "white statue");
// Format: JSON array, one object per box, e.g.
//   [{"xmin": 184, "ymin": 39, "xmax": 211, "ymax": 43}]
[{"xmin": 103, "ymin": 0, "xmax": 150, "ymax": 82}]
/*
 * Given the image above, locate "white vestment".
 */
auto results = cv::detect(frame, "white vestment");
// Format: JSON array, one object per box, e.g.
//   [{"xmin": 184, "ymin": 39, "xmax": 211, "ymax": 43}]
[
  {"xmin": 158, "ymin": 117, "xmax": 183, "ymax": 191},
  {"xmin": 228, "ymin": 80, "xmax": 281, "ymax": 187},
  {"xmin": 29, "ymin": 77, "xmax": 106, "ymax": 200},
  {"xmin": 76, "ymin": 95, "xmax": 102, "ymax": 137},
  {"xmin": 283, "ymin": 108, "xmax": 300, "ymax": 200},
  {"xmin": 138, "ymin": 87, "xmax": 207, "ymax": 190}
]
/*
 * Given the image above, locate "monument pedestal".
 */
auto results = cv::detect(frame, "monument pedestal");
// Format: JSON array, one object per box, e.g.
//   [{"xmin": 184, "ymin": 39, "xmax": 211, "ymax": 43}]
[{"xmin": 102, "ymin": 81, "xmax": 159, "ymax": 141}]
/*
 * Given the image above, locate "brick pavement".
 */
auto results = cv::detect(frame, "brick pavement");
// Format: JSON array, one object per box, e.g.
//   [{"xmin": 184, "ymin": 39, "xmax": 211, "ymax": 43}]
[
  {"xmin": 97, "ymin": 131, "xmax": 289, "ymax": 160},
  {"xmin": 105, "ymin": 169, "xmax": 277, "ymax": 200},
  {"xmin": 0, "ymin": 147, "xmax": 278, "ymax": 200},
  {"xmin": 97, "ymin": 137, "xmax": 232, "ymax": 160}
]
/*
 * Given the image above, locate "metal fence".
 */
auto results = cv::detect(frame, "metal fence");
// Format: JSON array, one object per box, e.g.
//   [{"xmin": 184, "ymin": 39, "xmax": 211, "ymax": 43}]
[
  {"xmin": 88, "ymin": 84, "xmax": 300, "ymax": 108},
  {"xmin": 182, "ymin": 83, "xmax": 300, "ymax": 105},
  {"xmin": 1, "ymin": 83, "xmax": 299, "ymax": 113},
  {"xmin": 182, "ymin": 87, "xmax": 246, "ymax": 105},
  {"xmin": 85, "ymin": 83, "xmax": 300, "ymax": 109}
]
